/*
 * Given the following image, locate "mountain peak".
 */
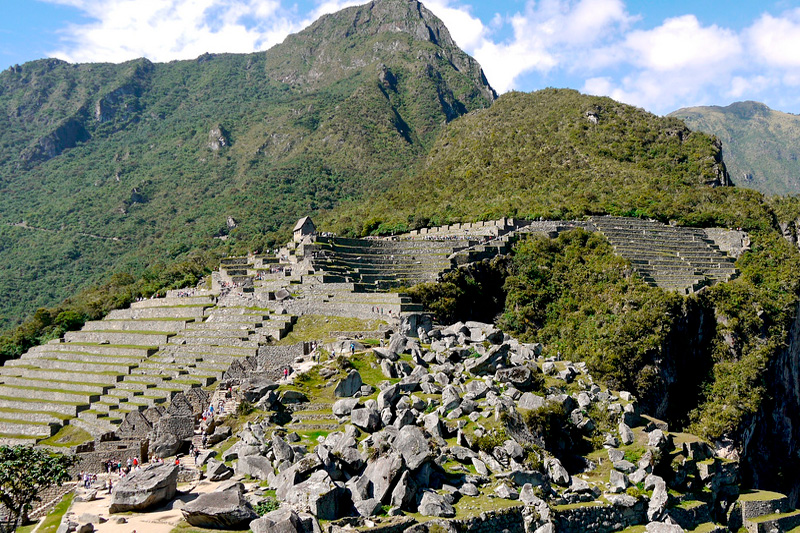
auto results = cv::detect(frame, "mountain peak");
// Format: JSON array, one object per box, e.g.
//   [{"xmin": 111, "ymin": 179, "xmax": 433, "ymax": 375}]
[{"xmin": 268, "ymin": 0, "xmax": 496, "ymax": 101}]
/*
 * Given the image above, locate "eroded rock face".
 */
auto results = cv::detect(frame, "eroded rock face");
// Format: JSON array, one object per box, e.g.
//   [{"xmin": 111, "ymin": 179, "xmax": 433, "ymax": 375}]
[
  {"xmin": 109, "ymin": 464, "xmax": 178, "ymax": 513},
  {"xmin": 181, "ymin": 483, "xmax": 258, "ymax": 529}
]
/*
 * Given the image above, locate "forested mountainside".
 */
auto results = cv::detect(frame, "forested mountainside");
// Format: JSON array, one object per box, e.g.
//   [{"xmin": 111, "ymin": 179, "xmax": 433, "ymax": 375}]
[
  {"xmin": 670, "ymin": 101, "xmax": 800, "ymax": 196},
  {"xmin": 0, "ymin": 0, "xmax": 494, "ymax": 329}
]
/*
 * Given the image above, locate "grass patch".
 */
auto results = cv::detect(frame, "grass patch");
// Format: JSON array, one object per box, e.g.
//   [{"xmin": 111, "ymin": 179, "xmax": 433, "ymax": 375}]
[
  {"xmin": 738, "ymin": 489, "xmax": 787, "ymax": 502},
  {"xmin": 38, "ymin": 425, "xmax": 93, "ymax": 447},
  {"xmin": 35, "ymin": 492, "xmax": 75, "ymax": 533},
  {"xmin": 277, "ymin": 315, "xmax": 386, "ymax": 345}
]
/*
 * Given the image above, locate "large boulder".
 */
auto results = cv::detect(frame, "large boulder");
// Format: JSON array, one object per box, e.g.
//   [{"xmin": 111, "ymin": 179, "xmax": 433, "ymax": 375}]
[
  {"xmin": 149, "ymin": 433, "xmax": 181, "ymax": 459},
  {"xmin": 518, "ymin": 392, "xmax": 546, "ymax": 411},
  {"xmin": 351, "ymin": 408, "xmax": 382, "ymax": 433},
  {"xmin": 418, "ymin": 490, "xmax": 455, "ymax": 518},
  {"xmin": 250, "ymin": 508, "xmax": 304, "ymax": 533},
  {"xmin": 109, "ymin": 464, "xmax": 178, "ymax": 513},
  {"xmin": 235, "ymin": 455, "xmax": 272, "ymax": 480},
  {"xmin": 273, "ymin": 453, "xmax": 324, "ymax": 499},
  {"xmin": 272, "ymin": 434, "xmax": 295, "ymax": 463},
  {"xmin": 284, "ymin": 470, "xmax": 348, "ymax": 520},
  {"xmin": 393, "ymin": 426, "xmax": 434, "ymax": 470},
  {"xmin": 206, "ymin": 458, "xmax": 234, "ymax": 482},
  {"xmin": 182, "ymin": 483, "xmax": 258, "ymax": 529},
  {"xmin": 332, "ymin": 398, "xmax": 360, "ymax": 417},
  {"xmin": 495, "ymin": 365, "xmax": 537, "ymax": 391},
  {"xmin": 465, "ymin": 344, "xmax": 510, "ymax": 376},
  {"xmin": 334, "ymin": 370, "xmax": 363, "ymax": 398},
  {"xmin": 362, "ymin": 452, "xmax": 405, "ymax": 503}
]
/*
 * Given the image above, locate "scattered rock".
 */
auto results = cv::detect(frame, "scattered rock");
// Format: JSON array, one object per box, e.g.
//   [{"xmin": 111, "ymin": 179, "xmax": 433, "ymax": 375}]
[
  {"xmin": 182, "ymin": 483, "xmax": 259, "ymax": 529},
  {"xmin": 109, "ymin": 464, "xmax": 178, "ymax": 513}
]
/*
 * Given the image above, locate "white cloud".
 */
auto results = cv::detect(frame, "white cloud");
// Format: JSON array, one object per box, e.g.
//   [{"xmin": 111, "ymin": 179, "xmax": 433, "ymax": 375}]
[
  {"xmin": 623, "ymin": 15, "xmax": 740, "ymax": 72},
  {"xmin": 577, "ymin": 14, "xmax": 748, "ymax": 113},
  {"xmin": 44, "ymin": 0, "xmax": 308, "ymax": 63},
  {"xmin": 422, "ymin": 0, "xmax": 633, "ymax": 93},
  {"xmin": 747, "ymin": 9, "xmax": 800, "ymax": 68}
]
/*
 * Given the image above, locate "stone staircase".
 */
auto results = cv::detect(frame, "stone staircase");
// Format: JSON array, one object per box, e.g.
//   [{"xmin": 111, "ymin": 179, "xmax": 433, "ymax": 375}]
[{"xmin": 589, "ymin": 216, "xmax": 738, "ymax": 294}]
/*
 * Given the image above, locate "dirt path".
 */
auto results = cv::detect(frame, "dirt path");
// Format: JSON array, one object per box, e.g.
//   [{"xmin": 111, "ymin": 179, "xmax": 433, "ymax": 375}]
[{"xmin": 62, "ymin": 472, "xmax": 251, "ymax": 533}]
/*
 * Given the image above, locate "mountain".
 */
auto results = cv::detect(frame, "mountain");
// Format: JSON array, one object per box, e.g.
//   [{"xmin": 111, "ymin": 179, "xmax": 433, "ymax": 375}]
[
  {"xmin": 0, "ymin": 0, "xmax": 495, "ymax": 328},
  {"xmin": 326, "ymin": 88, "xmax": 753, "ymax": 236},
  {"xmin": 670, "ymin": 101, "xmax": 800, "ymax": 196}
]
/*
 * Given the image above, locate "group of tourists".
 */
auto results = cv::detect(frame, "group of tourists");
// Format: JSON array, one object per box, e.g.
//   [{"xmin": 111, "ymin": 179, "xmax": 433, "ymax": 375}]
[{"xmin": 174, "ymin": 289, "xmax": 197, "ymax": 297}]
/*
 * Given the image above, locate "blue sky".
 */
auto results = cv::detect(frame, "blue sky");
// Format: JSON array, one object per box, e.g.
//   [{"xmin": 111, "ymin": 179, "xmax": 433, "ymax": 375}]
[{"xmin": 2, "ymin": 0, "xmax": 800, "ymax": 115}]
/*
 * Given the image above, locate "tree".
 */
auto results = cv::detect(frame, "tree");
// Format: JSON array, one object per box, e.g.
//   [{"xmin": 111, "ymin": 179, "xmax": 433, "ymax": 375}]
[{"xmin": 0, "ymin": 445, "xmax": 76, "ymax": 530}]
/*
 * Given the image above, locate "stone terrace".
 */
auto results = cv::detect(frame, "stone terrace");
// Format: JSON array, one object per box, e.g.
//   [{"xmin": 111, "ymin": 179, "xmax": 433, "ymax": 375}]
[
  {"xmin": 0, "ymin": 290, "xmax": 298, "ymax": 444},
  {"xmin": 589, "ymin": 216, "xmax": 739, "ymax": 294}
]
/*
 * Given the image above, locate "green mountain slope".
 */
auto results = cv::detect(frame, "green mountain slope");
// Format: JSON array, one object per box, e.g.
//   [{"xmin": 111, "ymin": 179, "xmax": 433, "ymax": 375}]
[
  {"xmin": 0, "ymin": 0, "xmax": 495, "ymax": 328},
  {"xmin": 670, "ymin": 101, "xmax": 800, "ymax": 196},
  {"xmin": 326, "ymin": 89, "xmax": 779, "ymax": 236}
]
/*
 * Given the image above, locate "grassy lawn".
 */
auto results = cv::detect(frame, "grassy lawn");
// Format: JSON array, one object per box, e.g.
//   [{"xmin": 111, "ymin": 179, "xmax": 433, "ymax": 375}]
[
  {"xmin": 39, "ymin": 424, "xmax": 93, "ymax": 447},
  {"xmin": 277, "ymin": 315, "xmax": 386, "ymax": 345}
]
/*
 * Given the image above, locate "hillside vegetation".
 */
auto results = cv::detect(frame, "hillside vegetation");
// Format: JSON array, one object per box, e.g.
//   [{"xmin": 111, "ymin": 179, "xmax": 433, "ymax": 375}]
[
  {"xmin": 671, "ymin": 101, "xmax": 800, "ymax": 196},
  {"xmin": 0, "ymin": 0, "xmax": 494, "ymax": 328},
  {"xmin": 326, "ymin": 89, "xmax": 778, "ymax": 235}
]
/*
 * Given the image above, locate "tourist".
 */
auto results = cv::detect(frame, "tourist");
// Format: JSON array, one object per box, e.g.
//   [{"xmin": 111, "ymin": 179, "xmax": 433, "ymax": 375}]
[
  {"xmin": 350, "ymin": 342, "xmax": 355, "ymax": 356},
  {"xmin": 106, "ymin": 479, "xmax": 113, "ymax": 495}
]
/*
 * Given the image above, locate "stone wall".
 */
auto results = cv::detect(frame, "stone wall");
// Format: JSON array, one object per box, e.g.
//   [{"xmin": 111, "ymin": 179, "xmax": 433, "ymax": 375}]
[
  {"xmin": 703, "ymin": 228, "xmax": 750, "ymax": 258},
  {"xmin": 451, "ymin": 506, "xmax": 527, "ymax": 533},
  {"xmin": 73, "ymin": 438, "xmax": 147, "ymax": 474},
  {"xmin": 552, "ymin": 501, "xmax": 647, "ymax": 533},
  {"xmin": 256, "ymin": 344, "xmax": 308, "ymax": 381}
]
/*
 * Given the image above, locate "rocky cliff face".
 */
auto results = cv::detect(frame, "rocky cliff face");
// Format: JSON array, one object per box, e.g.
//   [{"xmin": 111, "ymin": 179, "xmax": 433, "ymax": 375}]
[
  {"xmin": 644, "ymin": 298, "xmax": 716, "ymax": 426},
  {"xmin": 742, "ymin": 301, "xmax": 800, "ymax": 504}
]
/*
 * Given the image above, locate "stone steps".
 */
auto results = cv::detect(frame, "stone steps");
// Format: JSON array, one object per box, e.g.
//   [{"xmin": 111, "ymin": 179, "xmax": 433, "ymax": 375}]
[
  {"xmin": 131, "ymin": 296, "xmax": 216, "ymax": 308},
  {"xmin": 33, "ymin": 342, "xmax": 157, "ymax": 357},
  {"xmin": 0, "ymin": 417, "xmax": 59, "ymax": 437},
  {"xmin": 0, "ymin": 408, "xmax": 68, "ymax": 425},
  {"xmin": 170, "ymin": 345, "xmax": 257, "ymax": 357},
  {"xmin": 746, "ymin": 510, "xmax": 800, "ymax": 533},
  {"xmin": 24, "ymin": 350, "xmax": 142, "ymax": 364},
  {"xmin": 64, "ymin": 330, "xmax": 173, "ymax": 346},
  {"xmin": 0, "ymin": 434, "xmax": 41, "ymax": 446},
  {"xmin": 0, "ymin": 396, "xmax": 86, "ymax": 416},
  {"xmin": 0, "ymin": 366, "xmax": 123, "ymax": 385},
  {"xmin": 0, "ymin": 383, "xmax": 100, "ymax": 404},
  {"xmin": 71, "ymin": 415, "xmax": 118, "ymax": 438},
  {"xmin": 5, "ymin": 357, "xmax": 137, "ymax": 374},
  {"xmin": 591, "ymin": 216, "xmax": 737, "ymax": 293},
  {"xmin": 176, "ymin": 329, "xmax": 252, "ymax": 339},
  {"xmin": 107, "ymin": 306, "xmax": 208, "ymax": 319},
  {"xmin": 83, "ymin": 319, "xmax": 192, "ymax": 332},
  {"xmin": 0, "ymin": 376, "xmax": 109, "ymax": 395}
]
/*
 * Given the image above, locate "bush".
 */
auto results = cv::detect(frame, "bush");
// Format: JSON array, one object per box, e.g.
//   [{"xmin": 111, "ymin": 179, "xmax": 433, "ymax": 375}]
[{"xmin": 254, "ymin": 498, "xmax": 279, "ymax": 515}]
